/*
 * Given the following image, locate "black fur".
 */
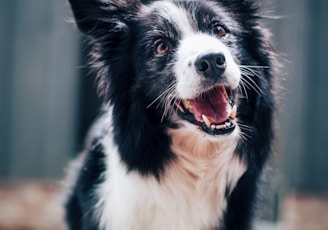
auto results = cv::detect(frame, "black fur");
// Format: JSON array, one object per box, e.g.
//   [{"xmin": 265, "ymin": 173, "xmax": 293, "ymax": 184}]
[
  {"xmin": 65, "ymin": 0, "xmax": 277, "ymax": 229},
  {"xmin": 66, "ymin": 141, "xmax": 106, "ymax": 229}
]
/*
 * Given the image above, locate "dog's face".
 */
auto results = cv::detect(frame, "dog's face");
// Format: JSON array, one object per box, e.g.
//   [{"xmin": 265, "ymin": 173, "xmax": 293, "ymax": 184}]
[
  {"xmin": 133, "ymin": 1, "xmax": 245, "ymax": 138},
  {"xmin": 69, "ymin": 0, "xmax": 272, "ymax": 141}
]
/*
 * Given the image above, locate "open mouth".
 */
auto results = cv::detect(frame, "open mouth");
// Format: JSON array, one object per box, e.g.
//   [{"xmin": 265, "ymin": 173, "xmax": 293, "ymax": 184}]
[{"xmin": 175, "ymin": 86, "xmax": 237, "ymax": 135}]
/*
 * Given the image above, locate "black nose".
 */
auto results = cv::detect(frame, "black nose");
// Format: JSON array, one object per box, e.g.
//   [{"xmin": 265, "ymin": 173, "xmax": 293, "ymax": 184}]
[{"xmin": 195, "ymin": 53, "xmax": 226, "ymax": 80}]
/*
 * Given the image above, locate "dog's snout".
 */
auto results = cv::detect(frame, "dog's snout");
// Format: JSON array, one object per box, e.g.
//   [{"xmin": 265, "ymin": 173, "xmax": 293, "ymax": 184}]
[{"xmin": 195, "ymin": 53, "xmax": 226, "ymax": 80}]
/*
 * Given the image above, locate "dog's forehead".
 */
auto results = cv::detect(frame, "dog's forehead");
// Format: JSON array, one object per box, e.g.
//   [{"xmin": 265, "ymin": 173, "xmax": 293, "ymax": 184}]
[
  {"xmin": 140, "ymin": 1, "xmax": 240, "ymax": 34},
  {"xmin": 140, "ymin": 1, "xmax": 193, "ymax": 35}
]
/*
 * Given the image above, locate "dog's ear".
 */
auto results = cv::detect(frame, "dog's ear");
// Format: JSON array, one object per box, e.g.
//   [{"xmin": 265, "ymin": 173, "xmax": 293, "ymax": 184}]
[{"xmin": 68, "ymin": 0, "xmax": 140, "ymax": 37}]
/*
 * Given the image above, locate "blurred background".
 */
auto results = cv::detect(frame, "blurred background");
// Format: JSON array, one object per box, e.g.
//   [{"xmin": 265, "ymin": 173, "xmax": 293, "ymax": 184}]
[{"xmin": 0, "ymin": 0, "xmax": 327, "ymax": 230}]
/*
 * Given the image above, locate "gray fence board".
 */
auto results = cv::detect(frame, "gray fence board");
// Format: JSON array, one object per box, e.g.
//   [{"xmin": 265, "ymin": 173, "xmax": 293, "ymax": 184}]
[
  {"xmin": 282, "ymin": 0, "xmax": 328, "ymax": 193},
  {"xmin": 0, "ymin": 0, "xmax": 79, "ymax": 179}
]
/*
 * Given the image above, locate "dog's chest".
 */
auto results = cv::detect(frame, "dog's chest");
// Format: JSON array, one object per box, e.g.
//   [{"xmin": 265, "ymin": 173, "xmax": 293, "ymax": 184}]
[{"xmin": 96, "ymin": 131, "xmax": 246, "ymax": 230}]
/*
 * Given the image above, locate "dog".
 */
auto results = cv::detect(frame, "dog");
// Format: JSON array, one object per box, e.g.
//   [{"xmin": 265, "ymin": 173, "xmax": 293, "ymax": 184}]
[{"xmin": 65, "ymin": 0, "xmax": 277, "ymax": 229}]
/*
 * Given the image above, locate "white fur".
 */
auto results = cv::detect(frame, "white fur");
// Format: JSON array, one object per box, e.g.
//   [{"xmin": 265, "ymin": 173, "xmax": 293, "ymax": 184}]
[
  {"xmin": 142, "ymin": 1, "xmax": 241, "ymax": 100},
  {"xmin": 94, "ymin": 110, "xmax": 247, "ymax": 230},
  {"xmin": 142, "ymin": 1, "xmax": 194, "ymax": 36},
  {"xmin": 175, "ymin": 33, "xmax": 241, "ymax": 99}
]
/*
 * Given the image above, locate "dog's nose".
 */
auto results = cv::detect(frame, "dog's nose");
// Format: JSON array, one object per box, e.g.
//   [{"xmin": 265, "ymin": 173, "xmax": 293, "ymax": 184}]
[{"xmin": 195, "ymin": 53, "xmax": 226, "ymax": 80}]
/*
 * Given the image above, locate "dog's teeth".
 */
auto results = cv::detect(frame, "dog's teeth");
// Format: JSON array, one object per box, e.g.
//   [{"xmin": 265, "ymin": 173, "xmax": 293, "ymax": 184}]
[
  {"xmin": 182, "ymin": 100, "xmax": 193, "ymax": 111},
  {"xmin": 211, "ymin": 124, "xmax": 216, "ymax": 130},
  {"xmin": 176, "ymin": 102, "xmax": 184, "ymax": 112},
  {"xmin": 202, "ymin": 114, "xmax": 212, "ymax": 128},
  {"xmin": 229, "ymin": 105, "xmax": 237, "ymax": 119},
  {"xmin": 216, "ymin": 124, "xmax": 226, "ymax": 129},
  {"xmin": 220, "ymin": 86, "xmax": 229, "ymax": 101},
  {"xmin": 214, "ymin": 122, "xmax": 233, "ymax": 130},
  {"xmin": 182, "ymin": 100, "xmax": 188, "ymax": 107}
]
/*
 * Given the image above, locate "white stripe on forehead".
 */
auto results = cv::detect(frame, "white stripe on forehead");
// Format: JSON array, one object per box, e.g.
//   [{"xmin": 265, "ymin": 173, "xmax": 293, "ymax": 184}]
[{"xmin": 142, "ymin": 1, "xmax": 194, "ymax": 37}]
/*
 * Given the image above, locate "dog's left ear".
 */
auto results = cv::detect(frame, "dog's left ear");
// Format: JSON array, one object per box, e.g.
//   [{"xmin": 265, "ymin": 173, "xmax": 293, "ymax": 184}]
[{"xmin": 68, "ymin": 0, "xmax": 141, "ymax": 38}]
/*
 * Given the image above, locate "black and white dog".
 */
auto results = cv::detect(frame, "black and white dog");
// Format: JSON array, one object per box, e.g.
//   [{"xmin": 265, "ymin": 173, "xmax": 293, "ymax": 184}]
[{"xmin": 65, "ymin": 0, "xmax": 277, "ymax": 229}]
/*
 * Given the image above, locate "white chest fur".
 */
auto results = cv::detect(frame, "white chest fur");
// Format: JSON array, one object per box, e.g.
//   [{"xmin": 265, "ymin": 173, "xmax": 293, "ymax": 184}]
[{"xmin": 95, "ymin": 127, "xmax": 246, "ymax": 230}]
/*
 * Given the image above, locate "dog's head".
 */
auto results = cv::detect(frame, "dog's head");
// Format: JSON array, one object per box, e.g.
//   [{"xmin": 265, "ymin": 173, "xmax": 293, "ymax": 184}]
[
  {"xmin": 136, "ymin": 1, "xmax": 242, "ymax": 138},
  {"xmin": 70, "ymin": 0, "xmax": 274, "ymax": 136},
  {"xmin": 69, "ymin": 0, "xmax": 275, "ymax": 174}
]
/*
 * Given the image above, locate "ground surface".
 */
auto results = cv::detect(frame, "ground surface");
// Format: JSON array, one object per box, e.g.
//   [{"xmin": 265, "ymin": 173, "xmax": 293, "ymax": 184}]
[
  {"xmin": 0, "ymin": 181, "xmax": 281, "ymax": 230},
  {"xmin": 0, "ymin": 182, "xmax": 66, "ymax": 230}
]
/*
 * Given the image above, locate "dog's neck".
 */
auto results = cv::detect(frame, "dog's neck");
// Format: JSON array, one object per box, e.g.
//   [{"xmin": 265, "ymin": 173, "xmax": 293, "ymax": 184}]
[
  {"xmin": 168, "ymin": 126, "xmax": 239, "ymax": 158},
  {"xmin": 167, "ymin": 126, "xmax": 245, "ymax": 193}
]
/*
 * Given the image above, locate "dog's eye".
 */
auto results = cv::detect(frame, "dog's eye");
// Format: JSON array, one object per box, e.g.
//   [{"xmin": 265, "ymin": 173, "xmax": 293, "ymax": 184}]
[
  {"xmin": 212, "ymin": 23, "xmax": 227, "ymax": 38},
  {"xmin": 154, "ymin": 39, "xmax": 170, "ymax": 55}
]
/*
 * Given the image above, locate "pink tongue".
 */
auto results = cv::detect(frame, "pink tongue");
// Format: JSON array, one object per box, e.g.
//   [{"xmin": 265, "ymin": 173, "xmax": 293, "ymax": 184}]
[{"xmin": 189, "ymin": 89, "xmax": 229, "ymax": 124}]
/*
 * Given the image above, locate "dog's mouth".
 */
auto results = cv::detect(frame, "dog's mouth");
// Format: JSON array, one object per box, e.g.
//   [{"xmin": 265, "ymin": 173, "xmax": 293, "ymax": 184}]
[{"xmin": 175, "ymin": 85, "xmax": 237, "ymax": 135}]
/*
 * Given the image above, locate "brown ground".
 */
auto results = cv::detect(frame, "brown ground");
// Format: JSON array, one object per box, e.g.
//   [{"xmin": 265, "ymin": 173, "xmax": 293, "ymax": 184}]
[
  {"xmin": 0, "ymin": 182, "xmax": 66, "ymax": 230},
  {"xmin": 1, "ymin": 182, "xmax": 327, "ymax": 230},
  {"xmin": 282, "ymin": 193, "xmax": 328, "ymax": 230}
]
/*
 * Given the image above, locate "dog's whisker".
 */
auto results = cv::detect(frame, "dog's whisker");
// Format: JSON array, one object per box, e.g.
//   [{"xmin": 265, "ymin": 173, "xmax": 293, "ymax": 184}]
[
  {"xmin": 147, "ymin": 83, "xmax": 176, "ymax": 109},
  {"xmin": 237, "ymin": 123, "xmax": 254, "ymax": 132},
  {"xmin": 239, "ymin": 81, "xmax": 249, "ymax": 102},
  {"xmin": 240, "ymin": 75, "xmax": 264, "ymax": 96},
  {"xmin": 239, "ymin": 131, "xmax": 252, "ymax": 141},
  {"xmin": 240, "ymin": 77, "xmax": 257, "ymax": 92},
  {"xmin": 239, "ymin": 65, "xmax": 269, "ymax": 68},
  {"xmin": 158, "ymin": 86, "xmax": 177, "ymax": 122},
  {"xmin": 239, "ymin": 64, "xmax": 269, "ymax": 69},
  {"xmin": 239, "ymin": 65, "xmax": 267, "ymax": 81},
  {"xmin": 240, "ymin": 78, "xmax": 259, "ymax": 96},
  {"xmin": 161, "ymin": 97, "xmax": 172, "ymax": 121},
  {"xmin": 167, "ymin": 97, "xmax": 177, "ymax": 115},
  {"xmin": 147, "ymin": 83, "xmax": 175, "ymax": 109}
]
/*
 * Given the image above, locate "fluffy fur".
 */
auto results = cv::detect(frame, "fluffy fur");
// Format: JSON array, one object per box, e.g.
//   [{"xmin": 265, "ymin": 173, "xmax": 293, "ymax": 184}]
[{"xmin": 65, "ymin": 0, "xmax": 277, "ymax": 229}]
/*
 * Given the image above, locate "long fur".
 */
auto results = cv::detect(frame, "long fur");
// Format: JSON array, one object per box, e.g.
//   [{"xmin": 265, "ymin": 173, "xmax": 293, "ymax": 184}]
[{"xmin": 65, "ymin": 0, "xmax": 277, "ymax": 229}]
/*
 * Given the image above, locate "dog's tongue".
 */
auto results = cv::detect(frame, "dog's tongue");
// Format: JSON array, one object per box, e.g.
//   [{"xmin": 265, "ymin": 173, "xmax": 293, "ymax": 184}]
[{"xmin": 189, "ymin": 88, "xmax": 229, "ymax": 124}]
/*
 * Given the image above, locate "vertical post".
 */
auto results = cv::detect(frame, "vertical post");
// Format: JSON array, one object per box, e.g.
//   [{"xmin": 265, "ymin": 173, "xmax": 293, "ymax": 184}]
[
  {"xmin": 0, "ymin": 0, "xmax": 80, "ymax": 179},
  {"xmin": 281, "ymin": 0, "xmax": 328, "ymax": 229},
  {"xmin": 0, "ymin": 1, "xmax": 16, "ymax": 177}
]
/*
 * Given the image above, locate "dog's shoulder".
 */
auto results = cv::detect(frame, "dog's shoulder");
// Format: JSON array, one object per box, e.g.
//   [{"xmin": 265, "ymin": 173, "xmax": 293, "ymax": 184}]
[{"xmin": 64, "ymin": 111, "xmax": 112, "ymax": 229}]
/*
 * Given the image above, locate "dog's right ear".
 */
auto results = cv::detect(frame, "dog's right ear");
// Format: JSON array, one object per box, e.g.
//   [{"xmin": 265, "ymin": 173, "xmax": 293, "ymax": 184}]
[{"xmin": 68, "ymin": 0, "xmax": 140, "ymax": 37}]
